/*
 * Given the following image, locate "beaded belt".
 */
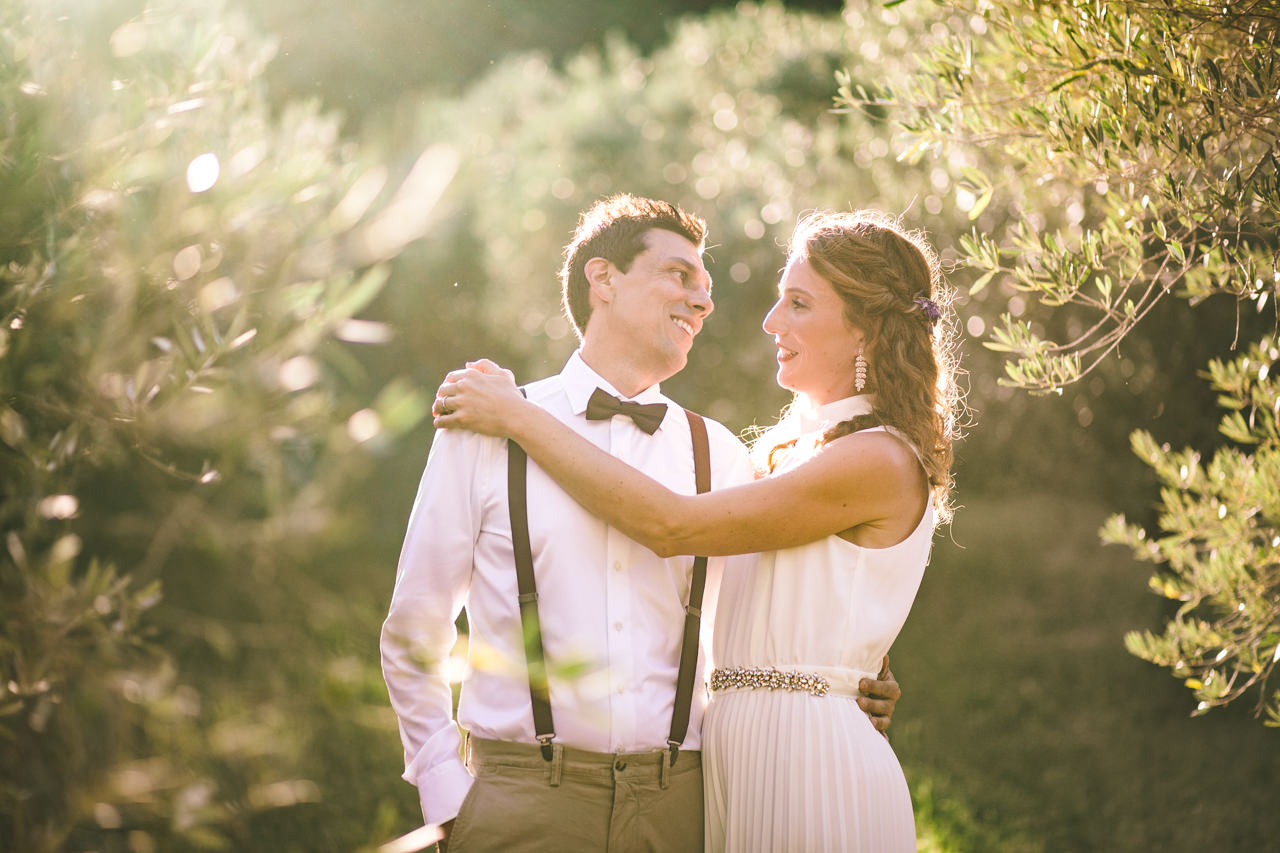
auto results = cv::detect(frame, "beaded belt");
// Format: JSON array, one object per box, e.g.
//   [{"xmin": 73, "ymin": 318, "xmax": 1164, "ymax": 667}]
[{"xmin": 709, "ymin": 666, "xmax": 831, "ymax": 697}]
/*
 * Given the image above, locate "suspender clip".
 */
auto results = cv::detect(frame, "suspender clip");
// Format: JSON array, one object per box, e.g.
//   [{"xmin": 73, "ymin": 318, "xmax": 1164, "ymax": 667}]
[{"xmin": 536, "ymin": 733, "xmax": 556, "ymax": 762}]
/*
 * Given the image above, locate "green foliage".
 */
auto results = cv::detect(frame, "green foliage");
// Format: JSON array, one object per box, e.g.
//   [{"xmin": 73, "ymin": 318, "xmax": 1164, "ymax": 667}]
[
  {"xmin": 896, "ymin": 492, "xmax": 1280, "ymax": 850},
  {"xmin": 0, "ymin": 0, "xmax": 435, "ymax": 849},
  {"xmin": 859, "ymin": 0, "xmax": 1279, "ymax": 392},
  {"xmin": 859, "ymin": 0, "xmax": 1280, "ymax": 721},
  {"xmin": 1102, "ymin": 339, "xmax": 1280, "ymax": 724}
]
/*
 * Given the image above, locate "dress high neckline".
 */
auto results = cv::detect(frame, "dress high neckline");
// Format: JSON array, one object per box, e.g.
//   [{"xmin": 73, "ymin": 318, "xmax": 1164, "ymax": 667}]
[{"xmin": 795, "ymin": 394, "xmax": 874, "ymax": 435}]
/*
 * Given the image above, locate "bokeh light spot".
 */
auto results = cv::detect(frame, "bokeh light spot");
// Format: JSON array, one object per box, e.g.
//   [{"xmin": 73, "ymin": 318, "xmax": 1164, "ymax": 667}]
[
  {"xmin": 173, "ymin": 245, "xmax": 202, "ymax": 280},
  {"xmin": 551, "ymin": 178, "xmax": 575, "ymax": 199},
  {"xmin": 110, "ymin": 22, "xmax": 147, "ymax": 57},
  {"xmin": 37, "ymin": 494, "xmax": 79, "ymax": 519},
  {"xmin": 663, "ymin": 163, "xmax": 688, "ymax": 184},
  {"xmin": 279, "ymin": 356, "xmax": 320, "ymax": 391},
  {"xmin": 761, "ymin": 202, "xmax": 786, "ymax": 224},
  {"xmin": 186, "ymin": 152, "xmax": 220, "ymax": 193},
  {"xmin": 336, "ymin": 319, "xmax": 393, "ymax": 344},
  {"xmin": 522, "ymin": 209, "xmax": 546, "ymax": 232},
  {"xmin": 199, "ymin": 277, "xmax": 239, "ymax": 312},
  {"xmin": 347, "ymin": 408, "xmax": 382, "ymax": 443}
]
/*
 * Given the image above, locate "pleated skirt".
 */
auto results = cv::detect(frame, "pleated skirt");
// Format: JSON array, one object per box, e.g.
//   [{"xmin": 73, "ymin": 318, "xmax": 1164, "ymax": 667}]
[{"xmin": 702, "ymin": 690, "xmax": 915, "ymax": 853}]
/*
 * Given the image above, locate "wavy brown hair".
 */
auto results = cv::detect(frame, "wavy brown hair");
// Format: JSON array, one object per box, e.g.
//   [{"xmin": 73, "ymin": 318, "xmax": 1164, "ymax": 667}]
[{"xmin": 760, "ymin": 210, "xmax": 962, "ymax": 523}]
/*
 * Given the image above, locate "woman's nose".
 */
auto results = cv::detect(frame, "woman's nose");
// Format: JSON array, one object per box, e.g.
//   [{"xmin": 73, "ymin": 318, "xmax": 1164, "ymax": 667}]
[{"xmin": 762, "ymin": 300, "xmax": 782, "ymax": 334}]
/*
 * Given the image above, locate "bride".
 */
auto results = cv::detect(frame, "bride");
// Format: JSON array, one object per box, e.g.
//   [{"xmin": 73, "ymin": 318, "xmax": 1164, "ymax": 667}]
[{"xmin": 433, "ymin": 209, "xmax": 961, "ymax": 852}]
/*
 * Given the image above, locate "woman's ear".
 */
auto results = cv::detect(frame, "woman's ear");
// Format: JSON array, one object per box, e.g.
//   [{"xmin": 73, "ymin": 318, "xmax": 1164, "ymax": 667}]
[
  {"xmin": 855, "ymin": 318, "xmax": 880, "ymax": 353},
  {"xmin": 584, "ymin": 257, "xmax": 614, "ymax": 306}
]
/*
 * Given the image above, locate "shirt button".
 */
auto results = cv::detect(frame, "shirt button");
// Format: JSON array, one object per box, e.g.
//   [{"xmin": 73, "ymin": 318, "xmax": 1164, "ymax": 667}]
[
  {"xmin": 613, "ymin": 561, "xmax": 622, "ymax": 572},
  {"xmin": 613, "ymin": 621, "xmax": 623, "ymax": 632}
]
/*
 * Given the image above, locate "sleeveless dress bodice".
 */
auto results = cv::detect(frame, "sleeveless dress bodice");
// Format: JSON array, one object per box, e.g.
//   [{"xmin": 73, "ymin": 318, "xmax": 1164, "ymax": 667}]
[{"xmin": 703, "ymin": 395, "xmax": 932, "ymax": 852}]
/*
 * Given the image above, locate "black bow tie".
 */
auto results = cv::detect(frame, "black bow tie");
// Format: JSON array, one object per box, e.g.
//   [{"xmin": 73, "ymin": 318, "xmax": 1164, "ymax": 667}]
[{"xmin": 585, "ymin": 388, "xmax": 668, "ymax": 435}]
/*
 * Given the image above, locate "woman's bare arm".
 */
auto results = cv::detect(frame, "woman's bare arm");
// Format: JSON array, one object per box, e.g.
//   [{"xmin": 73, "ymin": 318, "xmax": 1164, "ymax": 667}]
[{"xmin": 433, "ymin": 365, "xmax": 927, "ymax": 557}]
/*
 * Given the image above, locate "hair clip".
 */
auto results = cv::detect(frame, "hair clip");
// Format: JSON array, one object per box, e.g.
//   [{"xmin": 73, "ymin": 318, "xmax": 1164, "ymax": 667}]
[{"xmin": 912, "ymin": 292, "xmax": 941, "ymax": 323}]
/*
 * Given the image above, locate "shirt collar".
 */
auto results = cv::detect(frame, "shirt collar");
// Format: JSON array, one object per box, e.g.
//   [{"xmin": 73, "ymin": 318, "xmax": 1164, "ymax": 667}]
[
  {"xmin": 795, "ymin": 393, "xmax": 874, "ymax": 435},
  {"xmin": 561, "ymin": 351, "xmax": 671, "ymax": 426}
]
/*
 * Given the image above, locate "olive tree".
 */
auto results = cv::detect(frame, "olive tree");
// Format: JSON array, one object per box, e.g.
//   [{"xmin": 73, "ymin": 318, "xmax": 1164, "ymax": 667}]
[
  {"xmin": 852, "ymin": 0, "xmax": 1279, "ymax": 722},
  {"xmin": 0, "ymin": 1, "xmax": 441, "ymax": 848}
]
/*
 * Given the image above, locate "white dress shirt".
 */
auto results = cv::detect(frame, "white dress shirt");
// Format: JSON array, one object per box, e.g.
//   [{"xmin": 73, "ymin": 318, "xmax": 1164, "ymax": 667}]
[{"xmin": 381, "ymin": 351, "xmax": 756, "ymax": 825}]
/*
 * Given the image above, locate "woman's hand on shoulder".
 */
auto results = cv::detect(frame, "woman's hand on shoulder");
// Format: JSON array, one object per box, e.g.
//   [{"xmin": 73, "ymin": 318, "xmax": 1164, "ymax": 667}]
[{"xmin": 431, "ymin": 359, "xmax": 527, "ymax": 437}]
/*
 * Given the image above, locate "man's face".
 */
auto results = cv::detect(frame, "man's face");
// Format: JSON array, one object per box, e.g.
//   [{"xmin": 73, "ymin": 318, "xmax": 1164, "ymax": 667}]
[{"xmin": 592, "ymin": 228, "xmax": 714, "ymax": 385}]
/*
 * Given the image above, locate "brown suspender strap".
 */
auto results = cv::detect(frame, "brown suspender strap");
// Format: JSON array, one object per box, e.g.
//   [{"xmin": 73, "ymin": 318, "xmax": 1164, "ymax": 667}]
[
  {"xmin": 667, "ymin": 409, "xmax": 711, "ymax": 766},
  {"xmin": 507, "ymin": 391, "xmax": 557, "ymax": 762}
]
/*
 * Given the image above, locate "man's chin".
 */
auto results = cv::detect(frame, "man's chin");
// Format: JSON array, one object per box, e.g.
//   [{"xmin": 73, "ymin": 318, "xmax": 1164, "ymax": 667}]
[{"xmin": 658, "ymin": 350, "xmax": 689, "ymax": 381}]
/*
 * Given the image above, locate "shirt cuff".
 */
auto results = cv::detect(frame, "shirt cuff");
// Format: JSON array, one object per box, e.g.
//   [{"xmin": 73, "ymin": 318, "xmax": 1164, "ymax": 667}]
[{"xmin": 417, "ymin": 758, "xmax": 476, "ymax": 826}]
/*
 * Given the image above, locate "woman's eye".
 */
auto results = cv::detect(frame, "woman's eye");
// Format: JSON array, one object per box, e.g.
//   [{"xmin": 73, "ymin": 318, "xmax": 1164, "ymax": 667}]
[{"xmin": 791, "ymin": 299, "xmax": 805, "ymax": 309}]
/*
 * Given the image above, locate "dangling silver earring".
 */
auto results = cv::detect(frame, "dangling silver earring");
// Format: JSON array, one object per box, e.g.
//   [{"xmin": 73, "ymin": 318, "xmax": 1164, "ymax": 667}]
[{"xmin": 855, "ymin": 350, "xmax": 868, "ymax": 393}]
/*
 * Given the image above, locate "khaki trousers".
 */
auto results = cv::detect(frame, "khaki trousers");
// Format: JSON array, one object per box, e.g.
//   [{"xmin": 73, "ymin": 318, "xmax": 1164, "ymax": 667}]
[{"xmin": 448, "ymin": 737, "xmax": 704, "ymax": 853}]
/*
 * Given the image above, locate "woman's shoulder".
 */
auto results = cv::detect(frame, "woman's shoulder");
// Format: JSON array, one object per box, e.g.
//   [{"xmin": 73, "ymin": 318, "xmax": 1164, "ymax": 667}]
[
  {"xmin": 816, "ymin": 427, "xmax": 927, "ymax": 493},
  {"xmin": 826, "ymin": 425, "xmax": 919, "ymax": 462}
]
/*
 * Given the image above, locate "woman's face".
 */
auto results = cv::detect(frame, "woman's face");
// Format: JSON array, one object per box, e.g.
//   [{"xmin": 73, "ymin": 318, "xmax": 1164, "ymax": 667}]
[{"xmin": 762, "ymin": 256, "xmax": 866, "ymax": 407}]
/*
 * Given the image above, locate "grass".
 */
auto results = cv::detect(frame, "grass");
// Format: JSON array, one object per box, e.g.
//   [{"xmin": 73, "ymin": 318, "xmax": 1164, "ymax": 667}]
[{"xmin": 895, "ymin": 492, "xmax": 1278, "ymax": 852}]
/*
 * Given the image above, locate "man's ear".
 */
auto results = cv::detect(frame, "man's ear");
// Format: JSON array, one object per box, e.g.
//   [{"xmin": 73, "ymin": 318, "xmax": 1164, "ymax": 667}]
[{"xmin": 584, "ymin": 257, "xmax": 614, "ymax": 306}]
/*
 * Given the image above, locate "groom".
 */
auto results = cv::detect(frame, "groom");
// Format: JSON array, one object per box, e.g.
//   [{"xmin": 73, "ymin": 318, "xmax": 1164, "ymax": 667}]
[{"xmin": 381, "ymin": 194, "xmax": 901, "ymax": 852}]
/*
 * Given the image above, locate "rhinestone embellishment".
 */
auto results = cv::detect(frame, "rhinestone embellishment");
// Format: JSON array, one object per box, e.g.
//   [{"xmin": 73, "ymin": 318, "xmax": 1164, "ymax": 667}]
[{"xmin": 709, "ymin": 666, "xmax": 831, "ymax": 697}]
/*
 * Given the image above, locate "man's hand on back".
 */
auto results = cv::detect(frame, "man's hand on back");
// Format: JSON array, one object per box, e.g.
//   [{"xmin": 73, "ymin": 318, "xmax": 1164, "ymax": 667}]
[{"xmin": 856, "ymin": 654, "xmax": 901, "ymax": 734}]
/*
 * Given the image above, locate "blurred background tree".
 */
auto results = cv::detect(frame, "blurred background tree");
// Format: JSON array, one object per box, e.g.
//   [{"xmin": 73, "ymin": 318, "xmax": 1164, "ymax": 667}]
[
  {"xmin": 233, "ymin": 0, "xmax": 845, "ymax": 127},
  {"xmin": 857, "ymin": 0, "xmax": 1279, "ymax": 724},
  {"xmin": 1, "ymin": 0, "xmax": 443, "ymax": 849}
]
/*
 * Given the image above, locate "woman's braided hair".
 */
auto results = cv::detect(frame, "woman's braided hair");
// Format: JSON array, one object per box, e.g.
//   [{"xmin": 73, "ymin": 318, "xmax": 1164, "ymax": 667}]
[{"xmin": 762, "ymin": 210, "xmax": 962, "ymax": 523}]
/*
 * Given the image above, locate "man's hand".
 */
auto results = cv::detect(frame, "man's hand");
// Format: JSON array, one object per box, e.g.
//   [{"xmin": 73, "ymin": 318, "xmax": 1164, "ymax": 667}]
[
  {"xmin": 435, "ymin": 819, "xmax": 455, "ymax": 853},
  {"xmin": 856, "ymin": 655, "xmax": 901, "ymax": 734}
]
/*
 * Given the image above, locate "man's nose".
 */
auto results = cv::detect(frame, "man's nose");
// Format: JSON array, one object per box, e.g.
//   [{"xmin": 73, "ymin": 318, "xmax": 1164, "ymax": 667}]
[{"xmin": 689, "ymin": 280, "xmax": 713, "ymax": 317}]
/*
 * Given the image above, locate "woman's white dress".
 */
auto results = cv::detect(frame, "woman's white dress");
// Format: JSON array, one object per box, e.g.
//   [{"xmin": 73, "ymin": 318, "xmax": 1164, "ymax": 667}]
[{"xmin": 703, "ymin": 395, "xmax": 933, "ymax": 852}]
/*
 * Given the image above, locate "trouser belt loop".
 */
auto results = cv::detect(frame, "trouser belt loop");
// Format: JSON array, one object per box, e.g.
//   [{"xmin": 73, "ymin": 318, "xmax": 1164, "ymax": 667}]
[
  {"xmin": 659, "ymin": 746, "xmax": 674, "ymax": 790},
  {"xmin": 547, "ymin": 743, "xmax": 564, "ymax": 787}
]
